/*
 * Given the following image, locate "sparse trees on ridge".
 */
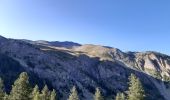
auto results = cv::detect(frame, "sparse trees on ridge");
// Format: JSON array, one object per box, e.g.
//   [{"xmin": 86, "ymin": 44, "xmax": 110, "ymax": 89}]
[
  {"xmin": 94, "ymin": 87, "xmax": 104, "ymax": 100},
  {"xmin": 115, "ymin": 92, "xmax": 125, "ymax": 100},
  {"xmin": 0, "ymin": 72, "xmax": 146, "ymax": 100},
  {"xmin": 50, "ymin": 89, "xmax": 57, "ymax": 100},
  {"xmin": 68, "ymin": 86, "xmax": 79, "ymax": 100},
  {"xmin": 0, "ymin": 78, "xmax": 5, "ymax": 100},
  {"xmin": 32, "ymin": 85, "xmax": 40, "ymax": 100}
]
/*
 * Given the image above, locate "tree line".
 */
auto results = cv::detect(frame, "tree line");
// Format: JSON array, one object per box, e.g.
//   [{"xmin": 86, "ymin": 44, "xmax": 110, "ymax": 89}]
[{"xmin": 0, "ymin": 72, "xmax": 145, "ymax": 100}]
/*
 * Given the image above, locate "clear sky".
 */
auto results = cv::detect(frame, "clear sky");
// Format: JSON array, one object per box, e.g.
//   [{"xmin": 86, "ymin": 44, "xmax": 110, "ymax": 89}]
[{"xmin": 0, "ymin": 0, "xmax": 170, "ymax": 55}]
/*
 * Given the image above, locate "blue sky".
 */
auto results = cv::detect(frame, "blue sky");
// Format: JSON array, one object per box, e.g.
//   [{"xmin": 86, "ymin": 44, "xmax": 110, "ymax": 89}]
[{"xmin": 0, "ymin": 0, "xmax": 170, "ymax": 54}]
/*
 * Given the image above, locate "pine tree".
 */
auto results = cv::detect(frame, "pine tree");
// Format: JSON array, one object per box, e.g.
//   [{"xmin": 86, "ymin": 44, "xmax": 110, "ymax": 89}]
[
  {"xmin": 94, "ymin": 87, "xmax": 104, "ymax": 100},
  {"xmin": 68, "ymin": 86, "xmax": 79, "ymax": 100},
  {"xmin": 127, "ymin": 74, "xmax": 145, "ymax": 100},
  {"xmin": 0, "ymin": 78, "xmax": 5, "ymax": 100},
  {"xmin": 32, "ymin": 85, "xmax": 40, "ymax": 100},
  {"xmin": 33, "ymin": 92, "xmax": 41, "ymax": 100},
  {"xmin": 50, "ymin": 89, "xmax": 57, "ymax": 100},
  {"xmin": 41, "ymin": 85, "xmax": 50, "ymax": 100},
  {"xmin": 115, "ymin": 93, "xmax": 125, "ymax": 100},
  {"xmin": 3, "ymin": 93, "xmax": 9, "ymax": 100},
  {"xmin": 9, "ymin": 72, "xmax": 31, "ymax": 100}
]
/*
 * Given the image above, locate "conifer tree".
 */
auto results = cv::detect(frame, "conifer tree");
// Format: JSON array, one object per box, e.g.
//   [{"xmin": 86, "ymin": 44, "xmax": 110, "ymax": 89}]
[
  {"xmin": 94, "ymin": 87, "xmax": 104, "ymax": 100},
  {"xmin": 33, "ymin": 92, "xmax": 41, "ymax": 100},
  {"xmin": 127, "ymin": 74, "xmax": 145, "ymax": 100},
  {"xmin": 32, "ymin": 85, "xmax": 40, "ymax": 100},
  {"xmin": 115, "ymin": 93, "xmax": 125, "ymax": 100},
  {"xmin": 41, "ymin": 85, "xmax": 50, "ymax": 100},
  {"xmin": 3, "ymin": 93, "xmax": 9, "ymax": 100},
  {"xmin": 50, "ymin": 89, "xmax": 57, "ymax": 100},
  {"xmin": 68, "ymin": 86, "xmax": 79, "ymax": 100},
  {"xmin": 0, "ymin": 78, "xmax": 5, "ymax": 100},
  {"xmin": 9, "ymin": 72, "xmax": 31, "ymax": 100}
]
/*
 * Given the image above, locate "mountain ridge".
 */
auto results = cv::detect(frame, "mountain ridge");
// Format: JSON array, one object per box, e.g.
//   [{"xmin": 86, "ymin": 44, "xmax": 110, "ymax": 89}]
[{"xmin": 0, "ymin": 35, "xmax": 169, "ymax": 100}]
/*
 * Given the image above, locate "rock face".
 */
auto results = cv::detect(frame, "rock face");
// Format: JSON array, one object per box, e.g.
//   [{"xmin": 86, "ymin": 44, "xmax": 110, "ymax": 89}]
[{"xmin": 0, "ymin": 36, "xmax": 170, "ymax": 100}]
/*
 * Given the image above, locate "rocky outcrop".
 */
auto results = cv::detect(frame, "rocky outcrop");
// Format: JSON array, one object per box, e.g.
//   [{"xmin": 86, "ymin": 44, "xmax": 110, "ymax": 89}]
[{"xmin": 74, "ymin": 44, "xmax": 170, "ymax": 80}]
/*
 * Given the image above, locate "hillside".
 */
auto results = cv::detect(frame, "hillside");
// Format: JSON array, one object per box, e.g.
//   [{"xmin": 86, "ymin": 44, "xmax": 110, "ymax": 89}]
[{"xmin": 0, "ymin": 36, "xmax": 170, "ymax": 100}]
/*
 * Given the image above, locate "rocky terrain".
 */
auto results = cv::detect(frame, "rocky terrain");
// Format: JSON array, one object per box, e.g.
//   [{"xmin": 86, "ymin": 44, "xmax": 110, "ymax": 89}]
[{"xmin": 0, "ymin": 35, "xmax": 170, "ymax": 100}]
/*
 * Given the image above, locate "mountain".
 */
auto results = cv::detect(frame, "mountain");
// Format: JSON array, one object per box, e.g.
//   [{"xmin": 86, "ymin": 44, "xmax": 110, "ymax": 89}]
[
  {"xmin": 21, "ymin": 39, "xmax": 81, "ymax": 49},
  {"xmin": 0, "ymin": 35, "xmax": 170, "ymax": 100}
]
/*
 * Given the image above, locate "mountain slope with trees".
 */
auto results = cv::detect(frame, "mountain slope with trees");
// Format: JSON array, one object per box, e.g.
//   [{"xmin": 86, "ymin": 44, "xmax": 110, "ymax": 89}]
[
  {"xmin": 0, "ymin": 72, "xmax": 145, "ymax": 100},
  {"xmin": 0, "ymin": 36, "xmax": 169, "ymax": 100}
]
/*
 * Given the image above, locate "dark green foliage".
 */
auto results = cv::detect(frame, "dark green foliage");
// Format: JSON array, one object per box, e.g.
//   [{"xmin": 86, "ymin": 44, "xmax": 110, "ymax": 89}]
[
  {"xmin": 0, "ymin": 71, "xmax": 150, "ymax": 100},
  {"xmin": 9, "ymin": 72, "xmax": 31, "ymax": 100},
  {"xmin": 33, "ymin": 93, "xmax": 41, "ymax": 100},
  {"xmin": 68, "ymin": 86, "xmax": 79, "ymax": 100},
  {"xmin": 32, "ymin": 85, "xmax": 40, "ymax": 100},
  {"xmin": 94, "ymin": 88, "xmax": 104, "ymax": 100},
  {"xmin": 0, "ymin": 54, "xmax": 25, "ymax": 92},
  {"xmin": 3, "ymin": 93, "xmax": 9, "ymax": 100},
  {"xmin": 0, "ymin": 72, "xmax": 58, "ymax": 100},
  {"xmin": 115, "ymin": 93, "xmax": 125, "ymax": 100},
  {"xmin": 0, "ymin": 78, "xmax": 5, "ymax": 100},
  {"xmin": 127, "ymin": 74, "xmax": 145, "ymax": 100},
  {"xmin": 50, "ymin": 89, "xmax": 57, "ymax": 100},
  {"xmin": 41, "ymin": 85, "xmax": 50, "ymax": 100}
]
